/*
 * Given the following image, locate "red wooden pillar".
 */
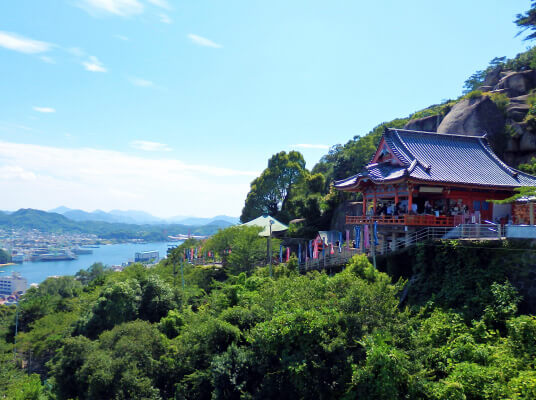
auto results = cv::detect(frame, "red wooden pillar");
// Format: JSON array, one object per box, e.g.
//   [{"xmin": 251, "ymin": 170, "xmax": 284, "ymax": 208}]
[
  {"xmin": 408, "ymin": 186, "xmax": 413, "ymax": 212},
  {"xmin": 362, "ymin": 191, "xmax": 367, "ymax": 215},
  {"xmin": 394, "ymin": 185, "xmax": 399, "ymax": 205}
]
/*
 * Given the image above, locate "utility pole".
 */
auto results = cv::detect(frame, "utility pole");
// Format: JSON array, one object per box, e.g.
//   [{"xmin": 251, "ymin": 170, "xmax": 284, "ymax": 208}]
[{"xmin": 268, "ymin": 222, "xmax": 273, "ymax": 277}]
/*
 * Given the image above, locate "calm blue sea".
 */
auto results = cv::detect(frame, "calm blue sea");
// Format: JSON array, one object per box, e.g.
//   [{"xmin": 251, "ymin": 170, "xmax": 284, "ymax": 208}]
[{"xmin": 0, "ymin": 241, "xmax": 183, "ymax": 285}]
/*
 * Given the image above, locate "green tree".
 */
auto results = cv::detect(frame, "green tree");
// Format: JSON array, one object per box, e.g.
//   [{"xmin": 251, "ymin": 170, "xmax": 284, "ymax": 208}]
[
  {"xmin": 515, "ymin": 1, "xmax": 536, "ymax": 41},
  {"xmin": 240, "ymin": 151, "xmax": 307, "ymax": 223}
]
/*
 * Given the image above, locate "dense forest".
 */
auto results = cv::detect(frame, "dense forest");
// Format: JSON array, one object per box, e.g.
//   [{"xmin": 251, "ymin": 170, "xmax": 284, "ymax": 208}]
[
  {"xmin": 3, "ymin": 3, "xmax": 536, "ymax": 399},
  {"xmin": 2, "ymin": 231, "xmax": 536, "ymax": 399}
]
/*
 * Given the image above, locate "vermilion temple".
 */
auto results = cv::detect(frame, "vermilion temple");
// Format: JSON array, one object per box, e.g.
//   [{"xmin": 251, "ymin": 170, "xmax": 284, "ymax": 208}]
[{"xmin": 334, "ymin": 128, "xmax": 536, "ymax": 248}]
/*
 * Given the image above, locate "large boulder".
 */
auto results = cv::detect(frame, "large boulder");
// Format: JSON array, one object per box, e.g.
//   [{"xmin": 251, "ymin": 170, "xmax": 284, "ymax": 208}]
[
  {"xmin": 520, "ymin": 131, "xmax": 536, "ymax": 152},
  {"xmin": 493, "ymin": 70, "xmax": 536, "ymax": 97},
  {"xmin": 437, "ymin": 96, "xmax": 505, "ymax": 138},
  {"xmin": 482, "ymin": 66, "xmax": 503, "ymax": 88},
  {"xmin": 404, "ymin": 114, "xmax": 442, "ymax": 132}
]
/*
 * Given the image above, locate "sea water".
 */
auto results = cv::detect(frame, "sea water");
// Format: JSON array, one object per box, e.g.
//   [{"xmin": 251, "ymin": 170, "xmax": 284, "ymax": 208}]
[{"xmin": 0, "ymin": 241, "xmax": 183, "ymax": 284}]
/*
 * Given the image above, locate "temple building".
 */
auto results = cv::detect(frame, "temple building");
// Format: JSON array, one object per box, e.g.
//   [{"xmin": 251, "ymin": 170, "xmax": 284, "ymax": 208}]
[{"xmin": 334, "ymin": 128, "xmax": 536, "ymax": 250}]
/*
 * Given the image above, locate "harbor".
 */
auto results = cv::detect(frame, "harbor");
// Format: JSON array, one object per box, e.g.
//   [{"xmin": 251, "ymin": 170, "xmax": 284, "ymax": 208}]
[{"xmin": 0, "ymin": 241, "xmax": 181, "ymax": 285}]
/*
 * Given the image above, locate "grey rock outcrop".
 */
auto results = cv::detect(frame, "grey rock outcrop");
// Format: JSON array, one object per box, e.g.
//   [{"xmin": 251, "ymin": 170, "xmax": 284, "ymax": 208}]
[
  {"xmin": 494, "ymin": 70, "xmax": 536, "ymax": 97},
  {"xmin": 403, "ymin": 114, "xmax": 442, "ymax": 132},
  {"xmin": 482, "ymin": 66, "xmax": 503, "ymax": 88},
  {"xmin": 437, "ymin": 96, "xmax": 505, "ymax": 138}
]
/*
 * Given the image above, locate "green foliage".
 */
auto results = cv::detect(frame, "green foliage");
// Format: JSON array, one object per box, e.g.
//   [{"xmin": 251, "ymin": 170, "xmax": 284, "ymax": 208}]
[
  {"xmin": 2, "ymin": 239, "xmax": 536, "ymax": 399},
  {"xmin": 487, "ymin": 92, "xmax": 510, "ymax": 116},
  {"xmin": 464, "ymin": 90, "xmax": 483, "ymax": 100},
  {"xmin": 204, "ymin": 225, "xmax": 277, "ymax": 275},
  {"xmin": 240, "ymin": 151, "xmax": 307, "ymax": 223},
  {"xmin": 515, "ymin": 1, "xmax": 536, "ymax": 41},
  {"xmin": 75, "ymin": 262, "xmax": 109, "ymax": 285},
  {"xmin": 492, "ymin": 186, "xmax": 536, "ymax": 204},
  {"xmin": 463, "ymin": 57, "xmax": 506, "ymax": 93}
]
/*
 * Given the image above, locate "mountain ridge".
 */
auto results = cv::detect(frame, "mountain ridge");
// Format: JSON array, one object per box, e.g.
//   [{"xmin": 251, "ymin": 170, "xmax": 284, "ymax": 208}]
[{"xmin": 48, "ymin": 206, "xmax": 239, "ymax": 226}]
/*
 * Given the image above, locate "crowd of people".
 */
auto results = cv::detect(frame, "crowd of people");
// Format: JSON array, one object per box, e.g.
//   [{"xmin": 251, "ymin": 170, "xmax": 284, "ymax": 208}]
[{"xmin": 371, "ymin": 199, "xmax": 470, "ymax": 218}]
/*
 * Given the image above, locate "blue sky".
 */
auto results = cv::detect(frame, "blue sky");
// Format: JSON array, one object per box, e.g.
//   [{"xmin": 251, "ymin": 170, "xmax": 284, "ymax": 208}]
[{"xmin": 0, "ymin": 0, "xmax": 531, "ymax": 217}]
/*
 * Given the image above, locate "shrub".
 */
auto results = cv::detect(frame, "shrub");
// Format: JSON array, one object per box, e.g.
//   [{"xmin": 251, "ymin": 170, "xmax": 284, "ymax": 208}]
[{"xmin": 464, "ymin": 90, "xmax": 483, "ymax": 100}]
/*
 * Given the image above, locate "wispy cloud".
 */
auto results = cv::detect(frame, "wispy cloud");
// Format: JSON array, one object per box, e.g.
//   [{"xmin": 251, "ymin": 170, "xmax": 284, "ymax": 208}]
[
  {"xmin": 0, "ymin": 31, "xmax": 52, "ymax": 54},
  {"xmin": 129, "ymin": 77, "xmax": 155, "ymax": 87},
  {"xmin": 292, "ymin": 143, "xmax": 330, "ymax": 150},
  {"xmin": 78, "ymin": 0, "xmax": 144, "ymax": 17},
  {"xmin": 131, "ymin": 140, "xmax": 171, "ymax": 151},
  {"xmin": 114, "ymin": 34, "xmax": 129, "ymax": 41},
  {"xmin": 159, "ymin": 13, "xmax": 172, "ymax": 24},
  {"xmin": 68, "ymin": 47, "xmax": 86, "ymax": 57},
  {"xmin": 187, "ymin": 34, "xmax": 222, "ymax": 49},
  {"xmin": 147, "ymin": 0, "xmax": 170, "ymax": 9},
  {"xmin": 0, "ymin": 140, "xmax": 257, "ymax": 216},
  {"xmin": 82, "ymin": 56, "xmax": 107, "ymax": 72},
  {"xmin": 40, "ymin": 56, "xmax": 55, "ymax": 64},
  {"xmin": 33, "ymin": 106, "xmax": 56, "ymax": 113}
]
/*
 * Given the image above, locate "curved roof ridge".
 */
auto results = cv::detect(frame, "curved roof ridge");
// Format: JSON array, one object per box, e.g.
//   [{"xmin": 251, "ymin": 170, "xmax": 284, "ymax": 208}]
[
  {"xmin": 387, "ymin": 127, "xmax": 487, "ymax": 139},
  {"xmin": 477, "ymin": 137, "xmax": 519, "ymax": 179},
  {"xmin": 384, "ymin": 129, "xmax": 412, "ymax": 165}
]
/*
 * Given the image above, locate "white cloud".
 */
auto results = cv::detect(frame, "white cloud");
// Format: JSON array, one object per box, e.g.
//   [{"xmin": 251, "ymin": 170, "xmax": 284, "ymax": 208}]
[
  {"xmin": 0, "ymin": 31, "xmax": 52, "ymax": 54},
  {"xmin": 33, "ymin": 106, "xmax": 56, "ymax": 113},
  {"xmin": 147, "ymin": 0, "xmax": 170, "ymax": 9},
  {"xmin": 114, "ymin": 34, "xmax": 129, "ymax": 41},
  {"xmin": 131, "ymin": 140, "xmax": 171, "ymax": 151},
  {"xmin": 0, "ymin": 141, "xmax": 257, "ymax": 217},
  {"xmin": 82, "ymin": 56, "xmax": 107, "ymax": 72},
  {"xmin": 187, "ymin": 34, "xmax": 222, "ymax": 49},
  {"xmin": 159, "ymin": 13, "xmax": 172, "ymax": 24},
  {"xmin": 292, "ymin": 143, "xmax": 330, "ymax": 150},
  {"xmin": 129, "ymin": 77, "xmax": 155, "ymax": 87},
  {"xmin": 78, "ymin": 0, "xmax": 144, "ymax": 17},
  {"xmin": 0, "ymin": 165, "xmax": 36, "ymax": 181},
  {"xmin": 40, "ymin": 56, "xmax": 55, "ymax": 64}
]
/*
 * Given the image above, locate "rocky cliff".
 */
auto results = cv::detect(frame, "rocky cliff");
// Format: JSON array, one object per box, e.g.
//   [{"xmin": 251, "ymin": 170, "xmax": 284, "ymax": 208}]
[{"xmin": 404, "ymin": 68, "xmax": 536, "ymax": 167}]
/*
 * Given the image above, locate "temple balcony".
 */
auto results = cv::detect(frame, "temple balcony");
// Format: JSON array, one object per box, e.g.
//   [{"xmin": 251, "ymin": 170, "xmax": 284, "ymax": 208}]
[{"xmin": 345, "ymin": 214, "xmax": 464, "ymax": 227}]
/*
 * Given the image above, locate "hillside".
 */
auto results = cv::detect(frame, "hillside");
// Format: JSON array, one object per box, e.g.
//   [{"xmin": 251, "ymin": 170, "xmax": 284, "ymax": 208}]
[
  {"xmin": 0, "ymin": 209, "xmax": 230, "ymax": 240},
  {"xmin": 49, "ymin": 206, "xmax": 239, "ymax": 226}
]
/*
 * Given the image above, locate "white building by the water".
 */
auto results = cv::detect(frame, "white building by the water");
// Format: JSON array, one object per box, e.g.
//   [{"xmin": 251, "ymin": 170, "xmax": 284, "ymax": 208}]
[
  {"xmin": 135, "ymin": 250, "xmax": 159, "ymax": 264},
  {"xmin": 0, "ymin": 272, "xmax": 27, "ymax": 295}
]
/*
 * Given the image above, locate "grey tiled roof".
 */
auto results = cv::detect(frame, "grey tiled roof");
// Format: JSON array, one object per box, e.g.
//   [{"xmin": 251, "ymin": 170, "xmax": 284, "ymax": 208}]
[{"xmin": 334, "ymin": 128, "xmax": 536, "ymax": 189}]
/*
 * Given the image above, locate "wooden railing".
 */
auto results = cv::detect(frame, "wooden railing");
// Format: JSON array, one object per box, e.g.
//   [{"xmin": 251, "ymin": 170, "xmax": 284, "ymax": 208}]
[{"xmin": 345, "ymin": 214, "xmax": 457, "ymax": 227}]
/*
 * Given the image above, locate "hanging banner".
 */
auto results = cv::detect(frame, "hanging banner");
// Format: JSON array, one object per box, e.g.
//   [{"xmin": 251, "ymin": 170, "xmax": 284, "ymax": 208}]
[
  {"xmin": 374, "ymin": 221, "xmax": 379, "ymax": 246},
  {"xmin": 286, "ymin": 247, "xmax": 290, "ymax": 262},
  {"xmin": 330, "ymin": 243, "xmax": 335, "ymax": 255},
  {"xmin": 339, "ymin": 232, "xmax": 343, "ymax": 253},
  {"xmin": 279, "ymin": 244, "xmax": 283, "ymax": 263},
  {"xmin": 364, "ymin": 225, "xmax": 370, "ymax": 249},
  {"xmin": 309, "ymin": 240, "xmax": 313, "ymax": 259},
  {"xmin": 322, "ymin": 239, "xmax": 326, "ymax": 258},
  {"xmin": 313, "ymin": 240, "xmax": 318, "ymax": 259},
  {"xmin": 346, "ymin": 230, "xmax": 350, "ymax": 249},
  {"xmin": 298, "ymin": 243, "xmax": 302, "ymax": 263},
  {"xmin": 354, "ymin": 226, "xmax": 360, "ymax": 248}
]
